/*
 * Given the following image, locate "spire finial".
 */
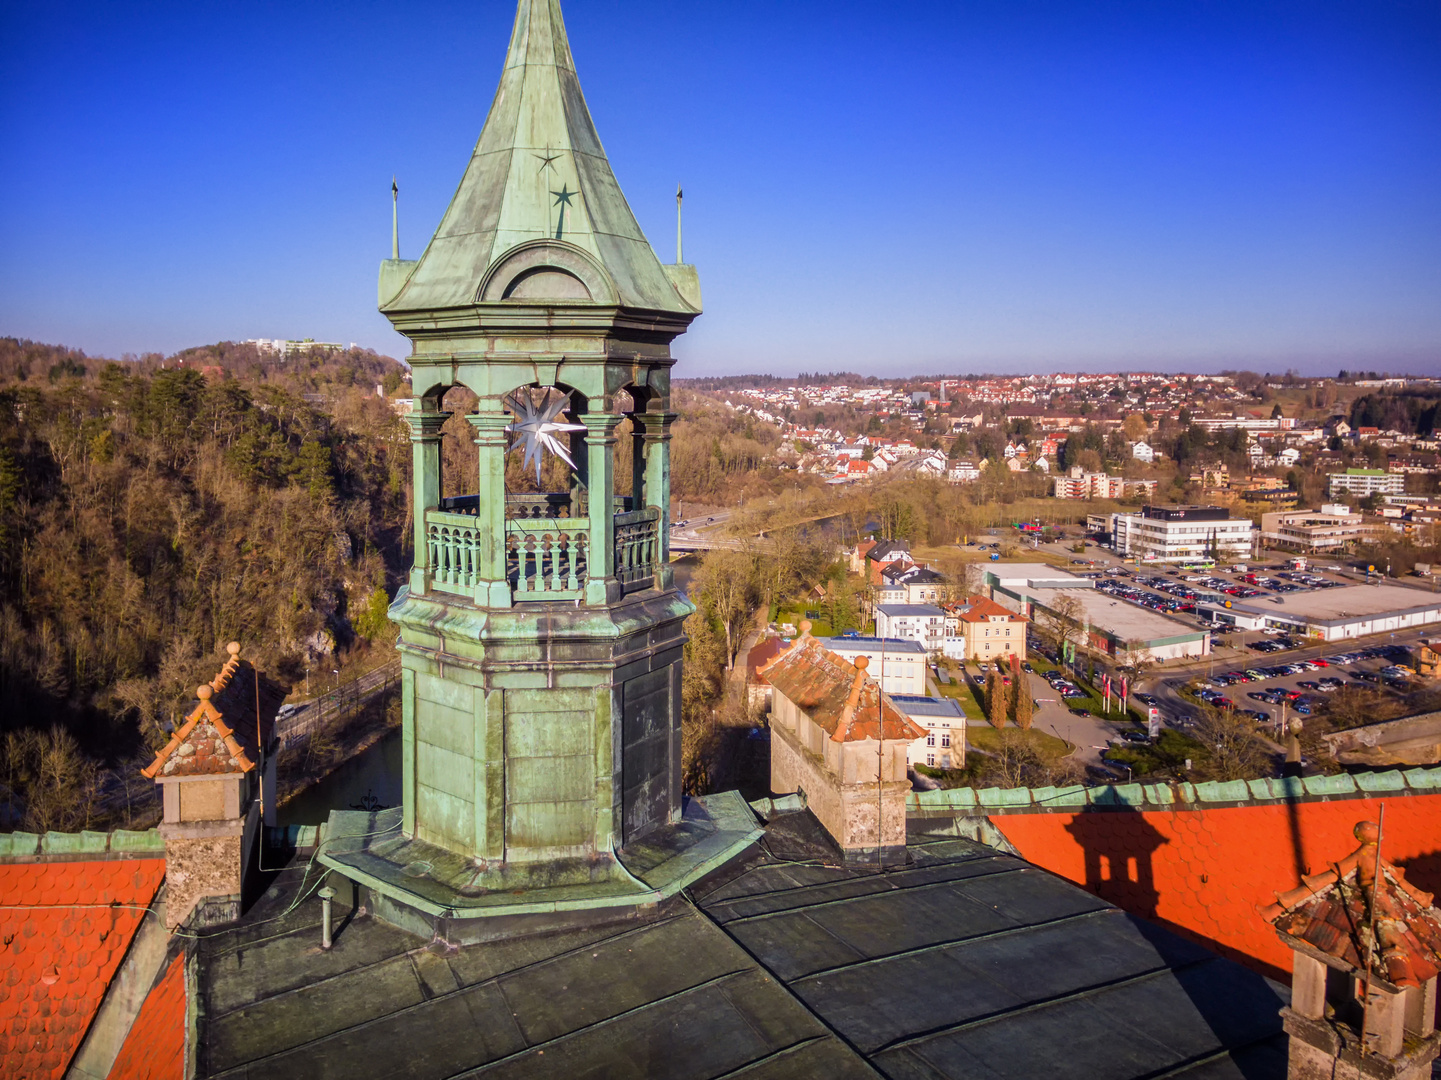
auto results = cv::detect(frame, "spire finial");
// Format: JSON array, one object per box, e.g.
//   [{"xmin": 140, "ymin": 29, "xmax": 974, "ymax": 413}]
[
  {"xmin": 391, "ymin": 176, "xmax": 399, "ymax": 260},
  {"xmin": 676, "ymin": 183, "xmax": 683, "ymax": 264}
]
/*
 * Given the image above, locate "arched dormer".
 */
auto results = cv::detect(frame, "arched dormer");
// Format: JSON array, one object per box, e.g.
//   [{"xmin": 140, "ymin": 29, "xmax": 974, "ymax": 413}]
[{"xmin": 477, "ymin": 240, "xmax": 617, "ymax": 305}]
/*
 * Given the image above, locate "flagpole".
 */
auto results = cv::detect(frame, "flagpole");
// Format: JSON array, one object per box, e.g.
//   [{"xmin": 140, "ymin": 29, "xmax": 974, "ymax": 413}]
[
  {"xmin": 391, "ymin": 177, "xmax": 399, "ymax": 260},
  {"xmin": 676, "ymin": 184, "xmax": 684, "ymax": 264}
]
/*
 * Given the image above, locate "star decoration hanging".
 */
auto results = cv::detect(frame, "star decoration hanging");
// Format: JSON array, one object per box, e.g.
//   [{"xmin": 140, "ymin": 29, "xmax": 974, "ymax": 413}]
[{"xmin": 505, "ymin": 391, "xmax": 586, "ymax": 482}]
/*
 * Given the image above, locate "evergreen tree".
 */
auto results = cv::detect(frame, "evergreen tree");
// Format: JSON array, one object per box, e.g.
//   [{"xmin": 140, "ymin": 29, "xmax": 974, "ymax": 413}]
[
  {"xmin": 987, "ymin": 670, "xmax": 1006, "ymax": 729},
  {"xmin": 1013, "ymin": 674, "xmax": 1034, "ymax": 731}
]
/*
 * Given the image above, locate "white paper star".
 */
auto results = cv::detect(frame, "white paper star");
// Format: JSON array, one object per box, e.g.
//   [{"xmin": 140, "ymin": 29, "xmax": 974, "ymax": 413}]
[{"xmin": 505, "ymin": 391, "xmax": 586, "ymax": 482}]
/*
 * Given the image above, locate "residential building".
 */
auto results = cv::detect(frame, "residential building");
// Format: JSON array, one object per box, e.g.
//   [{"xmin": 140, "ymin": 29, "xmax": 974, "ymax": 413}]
[
  {"xmin": 943, "ymin": 595, "xmax": 1028, "ymax": 662},
  {"xmin": 819, "ymin": 636, "xmax": 929, "ymax": 695},
  {"xmin": 1112, "ymin": 505, "xmax": 1255, "ymax": 563},
  {"xmin": 1053, "ymin": 467, "xmax": 1158, "ymax": 501},
  {"xmin": 947, "ymin": 459, "xmax": 981, "ymax": 483},
  {"xmin": 1130, "ymin": 441, "xmax": 1156, "ymax": 463},
  {"xmin": 878, "ymin": 563, "xmax": 947, "ymax": 605},
  {"xmin": 1054, "ymin": 468, "xmax": 1124, "ymax": 500},
  {"xmin": 874, "ymin": 604, "xmax": 947, "ymax": 654},
  {"xmin": 890, "ymin": 694, "xmax": 966, "ymax": 770},
  {"xmin": 1328, "ymin": 468, "xmax": 1404, "ymax": 498},
  {"xmin": 1260, "ymin": 505, "xmax": 1388, "ymax": 553}
]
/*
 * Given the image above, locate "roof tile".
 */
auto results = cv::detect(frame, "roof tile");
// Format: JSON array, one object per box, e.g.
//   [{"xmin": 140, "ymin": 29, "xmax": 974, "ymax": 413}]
[
  {"xmin": 0, "ymin": 858, "xmax": 164, "ymax": 1080},
  {"xmin": 759, "ymin": 629, "xmax": 927, "ymax": 743},
  {"xmin": 993, "ymin": 795, "xmax": 1441, "ymax": 981},
  {"xmin": 107, "ymin": 954, "xmax": 186, "ymax": 1080}
]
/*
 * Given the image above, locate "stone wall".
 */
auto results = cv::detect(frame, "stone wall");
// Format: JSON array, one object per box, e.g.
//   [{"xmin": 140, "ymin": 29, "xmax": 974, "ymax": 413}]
[
  {"xmin": 771, "ymin": 721, "xmax": 909, "ymax": 856},
  {"xmin": 162, "ymin": 833, "xmax": 241, "ymax": 929}
]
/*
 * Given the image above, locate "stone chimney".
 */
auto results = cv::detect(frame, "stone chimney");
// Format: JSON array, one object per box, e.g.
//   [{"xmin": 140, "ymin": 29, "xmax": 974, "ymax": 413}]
[
  {"xmin": 141, "ymin": 643, "xmax": 283, "ymax": 928},
  {"xmin": 1260, "ymin": 818, "xmax": 1441, "ymax": 1080},
  {"xmin": 759, "ymin": 623, "xmax": 927, "ymax": 864}
]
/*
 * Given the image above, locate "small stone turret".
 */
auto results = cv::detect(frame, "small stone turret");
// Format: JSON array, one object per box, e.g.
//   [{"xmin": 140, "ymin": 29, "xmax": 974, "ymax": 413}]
[
  {"xmin": 141, "ymin": 642, "xmax": 283, "ymax": 928},
  {"xmin": 1260, "ymin": 819, "xmax": 1441, "ymax": 1080}
]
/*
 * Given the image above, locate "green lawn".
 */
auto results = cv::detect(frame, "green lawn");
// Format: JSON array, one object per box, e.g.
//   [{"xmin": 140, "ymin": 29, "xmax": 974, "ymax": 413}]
[
  {"xmin": 933, "ymin": 675, "xmax": 987, "ymax": 721},
  {"xmin": 773, "ymin": 603, "xmax": 837, "ymax": 638},
  {"xmin": 966, "ymin": 726, "xmax": 1073, "ymax": 761}
]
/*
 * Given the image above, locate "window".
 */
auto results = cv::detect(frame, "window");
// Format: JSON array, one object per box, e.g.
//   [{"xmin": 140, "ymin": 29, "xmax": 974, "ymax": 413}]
[
  {"xmin": 926, "ymin": 734, "xmax": 935, "ymax": 746},
  {"xmin": 940, "ymin": 733, "xmax": 951, "ymax": 747},
  {"xmin": 926, "ymin": 753, "xmax": 935, "ymax": 766}
]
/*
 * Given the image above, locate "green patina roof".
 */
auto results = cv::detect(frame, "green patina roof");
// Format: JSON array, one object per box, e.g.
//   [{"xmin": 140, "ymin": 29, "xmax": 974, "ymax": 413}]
[{"xmin": 385, "ymin": 0, "xmax": 693, "ymax": 316}]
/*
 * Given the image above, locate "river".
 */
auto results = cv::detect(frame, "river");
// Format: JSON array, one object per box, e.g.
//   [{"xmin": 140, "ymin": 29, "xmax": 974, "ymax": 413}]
[{"xmin": 278, "ymin": 731, "xmax": 403, "ymax": 826}]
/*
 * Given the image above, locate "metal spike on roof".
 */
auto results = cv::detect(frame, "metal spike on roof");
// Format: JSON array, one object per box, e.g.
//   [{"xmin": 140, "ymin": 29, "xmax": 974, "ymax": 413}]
[{"xmin": 384, "ymin": 0, "xmax": 695, "ymax": 315}]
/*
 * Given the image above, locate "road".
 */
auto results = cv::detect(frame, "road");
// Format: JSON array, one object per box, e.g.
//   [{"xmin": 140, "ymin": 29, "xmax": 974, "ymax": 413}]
[
  {"xmin": 669, "ymin": 512, "xmax": 740, "ymax": 553},
  {"xmin": 276, "ymin": 658, "xmax": 402, "ymax": 746}
]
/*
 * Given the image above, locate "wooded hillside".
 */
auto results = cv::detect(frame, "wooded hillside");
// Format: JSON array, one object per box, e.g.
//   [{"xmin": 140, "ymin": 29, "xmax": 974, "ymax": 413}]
[{"xmin": 0, "ymin": 339, "xmax": 411, "ymax": 826}]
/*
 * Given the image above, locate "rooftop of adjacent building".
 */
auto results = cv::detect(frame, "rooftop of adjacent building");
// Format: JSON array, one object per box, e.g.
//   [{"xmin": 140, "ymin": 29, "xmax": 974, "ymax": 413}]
[
  {"xmin": 875, "ymin": 603, "xmax": 946, "ymax": 618},
  {"xmin": 819, "ymin": 635, "xmax": 927, "ymax": 654},
  {"xmin": 1222, "ymin": 581, "xmax": 1440, "ymax": 622},
  {"xmin": 183, "ymin": 810, "xmax": 1291, "ymax": 1080},
  {"xmin": 888, "ymin": 694, "xmax": 966, "ymax": 718}
]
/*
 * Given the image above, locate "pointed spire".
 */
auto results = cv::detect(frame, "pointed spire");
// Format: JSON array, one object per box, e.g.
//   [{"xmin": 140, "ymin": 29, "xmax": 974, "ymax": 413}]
[{"xmin": 384, "ymin": 0, "xmax": 696, "ymax": 315}]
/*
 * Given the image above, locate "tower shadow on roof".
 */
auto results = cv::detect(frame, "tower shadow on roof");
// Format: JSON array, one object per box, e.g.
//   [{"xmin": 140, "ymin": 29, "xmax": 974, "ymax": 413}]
[{"xmin": 1063, "ymin": 806, "xmax": 1167, "ymax": 920}]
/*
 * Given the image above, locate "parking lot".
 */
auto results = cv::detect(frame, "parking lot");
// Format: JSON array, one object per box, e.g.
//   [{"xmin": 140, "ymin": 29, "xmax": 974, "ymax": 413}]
[
  {"xmin": 1162, "ymin": 642, "xmax": 1418, "ymax": 733},
  {"xmin": 1015, "ymin": 535, "xmax": 1372, "ymax": 631}
]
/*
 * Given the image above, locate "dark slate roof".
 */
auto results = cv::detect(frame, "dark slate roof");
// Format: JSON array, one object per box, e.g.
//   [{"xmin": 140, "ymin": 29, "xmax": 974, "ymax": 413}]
[{"xmin": 190, "ymin": 811, "xmax": 1288, "ymax": 1079}]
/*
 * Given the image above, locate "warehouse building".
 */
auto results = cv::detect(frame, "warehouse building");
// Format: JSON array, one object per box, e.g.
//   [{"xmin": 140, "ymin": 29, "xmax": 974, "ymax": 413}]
[
  {"xmin": 1199, "ymin": 583, "xmax": 1441, "ymax": 640},
  {"xmin": 992, "ymin": 584, "xmax": 1211, "ymax": 661}
]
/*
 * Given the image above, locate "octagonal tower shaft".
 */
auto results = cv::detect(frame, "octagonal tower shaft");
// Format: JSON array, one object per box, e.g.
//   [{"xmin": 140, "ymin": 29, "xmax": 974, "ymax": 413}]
[{"xmin": 379, "ymin": 0, "xmax": 699, "ymax": 878}]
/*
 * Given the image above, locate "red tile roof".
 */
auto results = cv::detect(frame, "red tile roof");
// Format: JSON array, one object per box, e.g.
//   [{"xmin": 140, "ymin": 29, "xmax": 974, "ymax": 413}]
[
  {"xmin": 992, "ymin": 794, "xmax": 1441, "ymax": 982},
  {"xmin": 746, "ymin": 637, "xmax": 788, "ymax": 684},
  {"xmin": 951, "ymin": 595, "xmax": 1027, "ymax": 624},
  {"xmin": 141, "ymin": 642, "xmax": 282, "ymax": 778},
  {"xmin": 1260, "ymin": 819, "xmax": 1441, "ymax": 989},
  {"xmin": 0, "ymin": 859, "xmax": 165, "ymax": 1080},
  {"xmin": 106, "ymin": 954, "xmax": 186, "ymax": 1080},
  {"xmin": 759, "ymin": 628, "xmax": 927, "ymax": 743}
]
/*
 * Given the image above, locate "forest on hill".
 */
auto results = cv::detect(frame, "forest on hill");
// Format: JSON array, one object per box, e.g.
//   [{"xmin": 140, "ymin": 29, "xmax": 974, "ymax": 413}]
[
  {"xmin": 0, "ymin": 339, "xmax": 412, "ymax": 829},
  {"xmin": 0, "ymin": 341, "xmax": 797, "ymax": 829}
]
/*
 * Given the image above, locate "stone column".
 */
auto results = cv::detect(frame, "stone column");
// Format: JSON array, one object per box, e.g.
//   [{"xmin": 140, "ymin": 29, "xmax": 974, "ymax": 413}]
[
  {"xmin": 583, "ymin": 413, "xmax": 621, "ymax": 604},
  {"xmin": 638, "ymin": 412, "xmax": 677, "ymax": 590},
  {"xmin": 468, "ymin": 407, "xmax": 514, "ymax": 609},
  {"xmin": 407, "ymin": 407, "xmax": 448, "ymax": 595}
]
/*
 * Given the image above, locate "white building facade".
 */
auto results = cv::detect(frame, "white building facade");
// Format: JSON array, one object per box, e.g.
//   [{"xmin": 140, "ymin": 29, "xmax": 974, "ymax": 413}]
[{"xmin": 1113, "ymin": 505, "xmax": 1255, "ymax": 563}]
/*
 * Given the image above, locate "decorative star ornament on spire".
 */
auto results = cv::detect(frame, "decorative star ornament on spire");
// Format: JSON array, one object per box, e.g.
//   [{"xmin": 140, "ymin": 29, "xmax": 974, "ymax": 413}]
[{"xmin": 505, "ymin": 391, "xmax": 585, "ymax": 482}]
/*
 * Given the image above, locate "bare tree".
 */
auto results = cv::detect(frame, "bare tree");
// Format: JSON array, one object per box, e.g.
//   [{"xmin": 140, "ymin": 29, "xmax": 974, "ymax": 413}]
[
  {"xmin": 0, "ymin": 727, "xmax": 101, "ymax": 832},
  {"xmin": 1193, "ymin": 704, "xmax": 1269, "ymax": 780},
  {"xmin": 1038, "ymin": 593, "xmax": 1085, "ymax": 656},
  {"xmin": 695, "ymin": 548, "xmax": 757, "ymax": 669}
]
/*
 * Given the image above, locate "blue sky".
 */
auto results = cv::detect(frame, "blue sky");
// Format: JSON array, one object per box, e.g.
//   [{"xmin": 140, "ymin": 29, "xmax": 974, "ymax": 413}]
[{"xmin": 2, "ymin": 0, "xmax": 1439, "ymax": 376}]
